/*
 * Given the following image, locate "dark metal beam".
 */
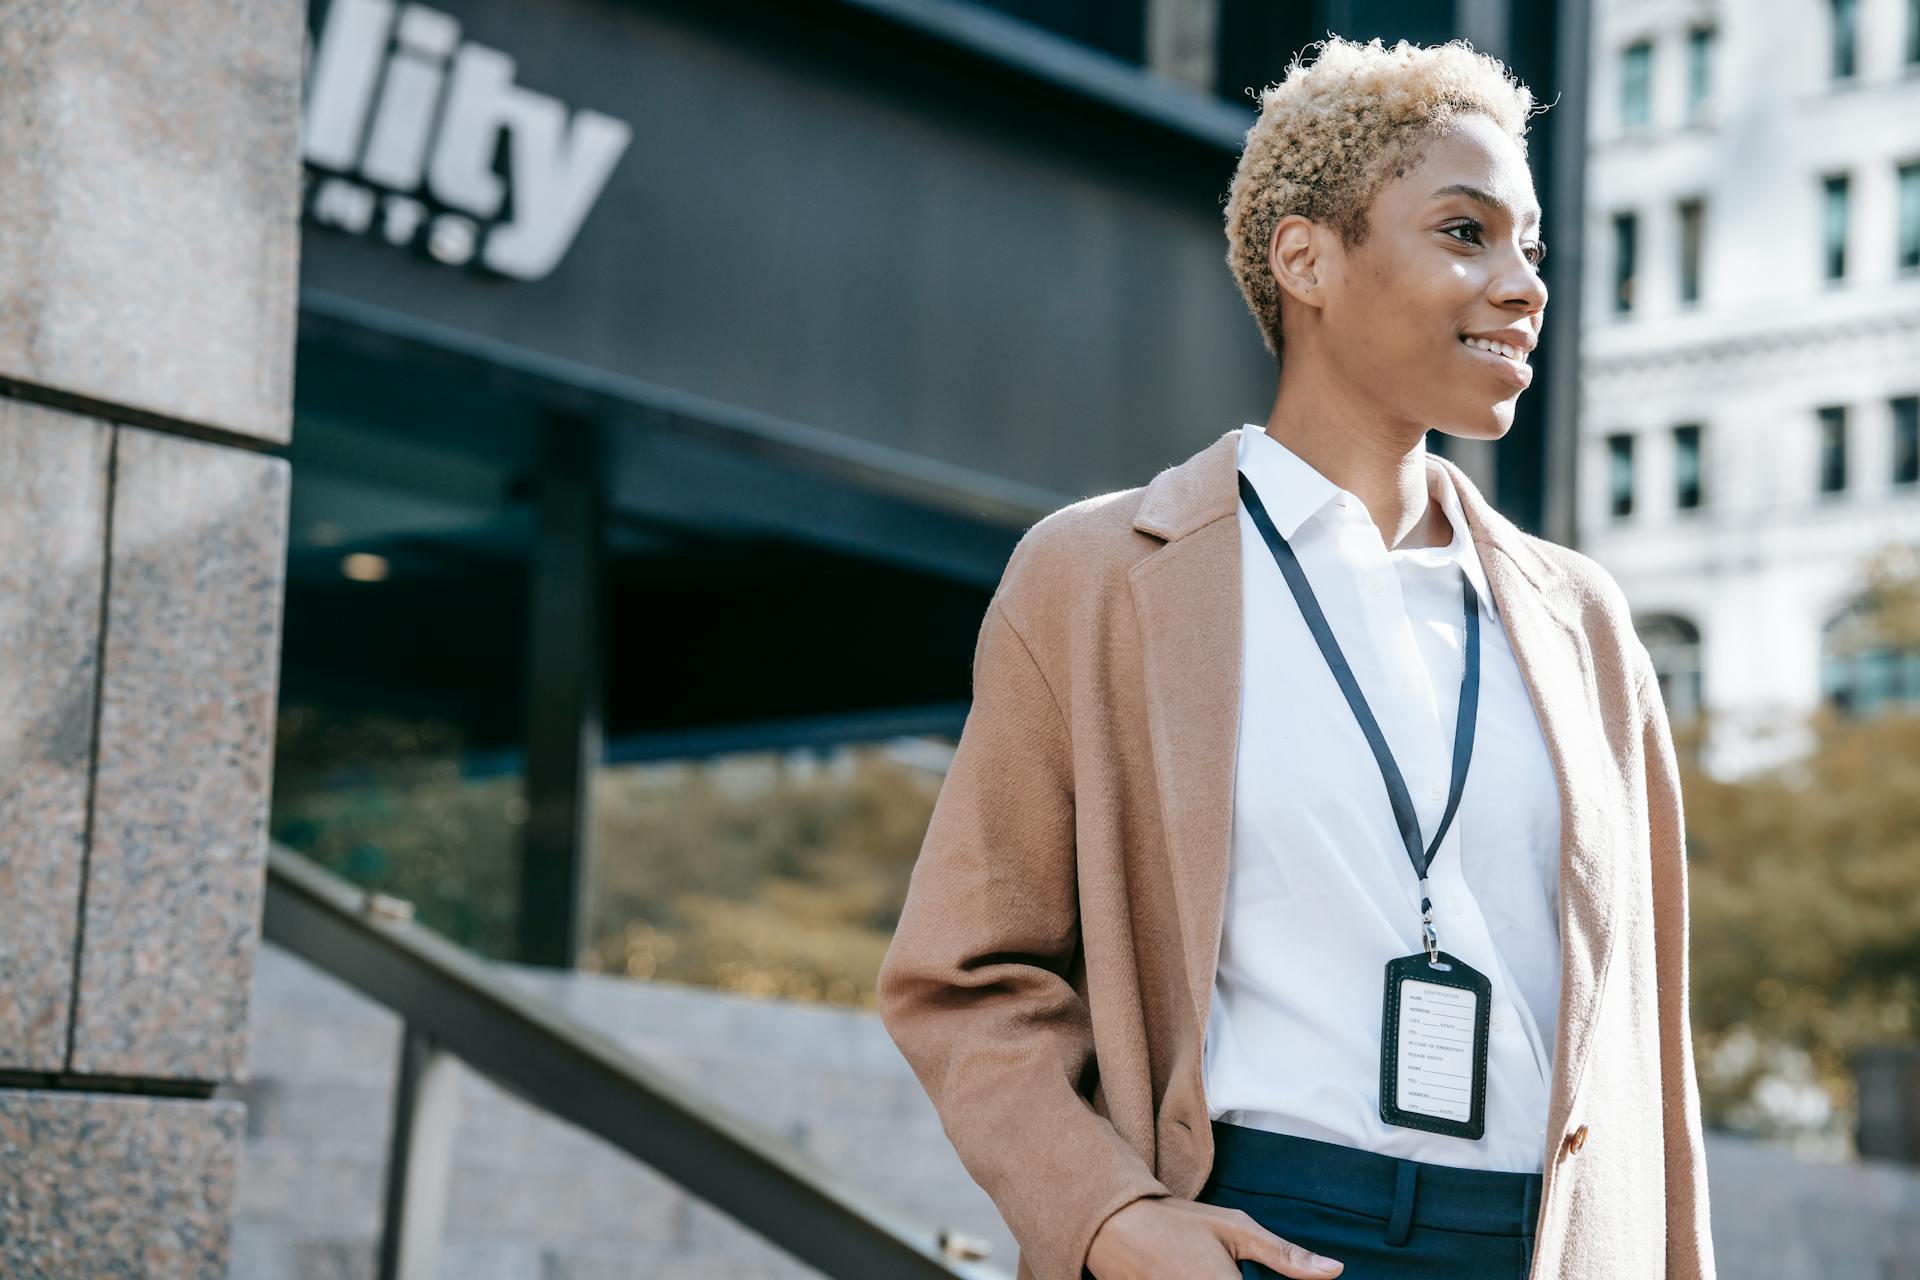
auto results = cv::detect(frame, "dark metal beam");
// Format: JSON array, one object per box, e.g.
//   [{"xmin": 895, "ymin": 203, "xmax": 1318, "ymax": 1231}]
[
  {"xmin": 1539, "ymin": 0, "xmax": 1593, "ymax": 549},
  {"xmin": 517, "ymin": 418, "xmax": 605, "ymax": 968},
  {"xmin": 295, "ymin": 291, "xmax": 1059, "ymax": 588},
  {"xmin": 601, "ymin": 702, "xmax": 972, "ymax": 765},
  {"xmin": 451, "ymin": 702, "xmax": 969, "ymax": 779},
  {"xmin": 376, "ymin": 1027, "xmax": 461, "ymax": 1280}
]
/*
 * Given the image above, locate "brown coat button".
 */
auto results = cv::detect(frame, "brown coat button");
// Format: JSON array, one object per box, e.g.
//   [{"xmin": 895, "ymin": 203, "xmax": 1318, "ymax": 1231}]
[{"xmin": 1565, "ymin": 1123, "xmax": 1590, "ymax": 1153}]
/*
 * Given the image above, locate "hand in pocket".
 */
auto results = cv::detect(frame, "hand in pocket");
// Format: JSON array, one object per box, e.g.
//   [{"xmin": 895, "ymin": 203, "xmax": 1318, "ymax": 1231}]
[{"xmin": 1086, "ymin": 1196, "xmax": 1344, "ymax": 1278}]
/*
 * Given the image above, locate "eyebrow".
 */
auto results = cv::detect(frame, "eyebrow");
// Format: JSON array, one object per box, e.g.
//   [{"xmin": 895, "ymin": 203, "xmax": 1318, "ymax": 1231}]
[{"xmin": 1430, "ymin": 184, "xmax": 1542, "ymax": 229}]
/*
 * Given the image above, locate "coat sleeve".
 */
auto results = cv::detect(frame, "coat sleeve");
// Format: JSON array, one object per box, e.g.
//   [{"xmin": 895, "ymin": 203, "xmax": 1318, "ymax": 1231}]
[
  {"xmin": 1634, "ymin": 649, "xmax": 1717, "ymax": 1279},
  {"xmin": 875, "ymin": 594, "xmax": 1173, "ymax": 1280}
]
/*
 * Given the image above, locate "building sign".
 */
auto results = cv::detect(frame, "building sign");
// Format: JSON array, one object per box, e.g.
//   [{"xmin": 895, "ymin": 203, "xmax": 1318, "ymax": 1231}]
[{"xmin": 301, "ymin": 0, "xmax": 631, "ymax": 281}]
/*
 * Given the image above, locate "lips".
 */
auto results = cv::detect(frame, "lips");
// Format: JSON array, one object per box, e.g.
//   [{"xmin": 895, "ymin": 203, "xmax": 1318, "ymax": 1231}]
[{"xmin": 1459, "ymin": 336, "xmax": 1534, "ymax": 388}]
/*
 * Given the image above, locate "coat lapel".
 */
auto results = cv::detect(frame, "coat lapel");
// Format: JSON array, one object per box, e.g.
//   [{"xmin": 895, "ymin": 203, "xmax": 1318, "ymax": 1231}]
[
  {"xmin": 1437, "ymin": 453, "xmax": 1626, "ymax": 1156},
  {"xmin": 1127, "ymin": 427, "xmax": 1625, "ymax": 1162},
  {"xmin": 1128, "ymin": 430, "xmax": 1244, "ymax": 1047}
]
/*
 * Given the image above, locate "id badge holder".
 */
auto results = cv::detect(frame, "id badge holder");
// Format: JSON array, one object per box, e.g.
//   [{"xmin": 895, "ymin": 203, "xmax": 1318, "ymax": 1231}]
[{"xmin": 1379, "ymin": 950, "xmax": 1492, "ymax": 1140}]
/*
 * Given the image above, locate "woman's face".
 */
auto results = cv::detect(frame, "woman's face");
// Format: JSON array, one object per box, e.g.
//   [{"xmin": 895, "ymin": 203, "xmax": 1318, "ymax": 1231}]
[{"xmin": 1271, "ymin": 112, "xmax": 1548, "ymax": 441}]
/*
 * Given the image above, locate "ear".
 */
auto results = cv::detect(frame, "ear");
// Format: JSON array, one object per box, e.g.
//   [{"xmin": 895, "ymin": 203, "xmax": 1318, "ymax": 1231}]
[{"xmin": 1269, "ymin": 214, "xmax": 1328, "ymax": 312}]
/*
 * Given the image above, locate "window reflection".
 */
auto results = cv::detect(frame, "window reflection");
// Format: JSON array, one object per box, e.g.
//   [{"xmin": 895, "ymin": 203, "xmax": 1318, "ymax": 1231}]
[{"xmin": 582, "ymin": 741, "xmax": 946, "ymax": 1007}]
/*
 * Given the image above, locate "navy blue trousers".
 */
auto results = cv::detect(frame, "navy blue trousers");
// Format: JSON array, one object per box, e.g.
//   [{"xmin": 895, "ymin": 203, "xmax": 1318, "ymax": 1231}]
[{"xmin": 1194, "ymin": 1120, "xmax": 1542, "ymax": 1279}]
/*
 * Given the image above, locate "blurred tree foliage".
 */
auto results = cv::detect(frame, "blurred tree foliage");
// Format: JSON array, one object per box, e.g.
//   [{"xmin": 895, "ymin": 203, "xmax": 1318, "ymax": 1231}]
[
  {"xmin": 270, "ymin": 707, "xmax": 526, "ymax": 959},
  {"xmin": 580, "ymin": 750, "xmax": 939, "ymax": 1008},
  {"xmin": 268, "ymin": 707, "xmax": 941, "ymax": 1007},
  {"xmin": 1682, "ymin": 545, "xmax": 1920, "ymax": 1143}
]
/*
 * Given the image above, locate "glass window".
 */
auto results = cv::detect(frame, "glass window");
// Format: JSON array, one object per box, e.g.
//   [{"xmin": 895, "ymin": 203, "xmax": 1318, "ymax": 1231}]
[
  {"xmin": 1621, "ymin": 41, "xmax": 1653, "ymax": 128},
  {"xmin": 1823, "ymin": 595, "xmax": 1920, "ymax": 717},
  {"xmin": 582, "ymin": 740, "xmax": 940, "ymax": 1006},
  {"xmin": 1898, "ymin": 162, "xmax": 1920, "ymax": 274},
  {"xmin": 1608, "ymin": 433, "xmax": 1635, "ymax": 518},
  {"xmin": 1614, "ymin": 212, "xmax": 1638, "ymax": 313},
  {"xmin": 1674, "ymin": 423, "xmax": 1703, "ymax": 509},
  {"xmin": 1833, "ymin": 0, "xmax": 1858, "ymax": 78},
  {"xmin": 1893, "ymin": 396, "xmax": 1919, "ymax": 486},
  {"xmin": 273, "ymin": 402, "xmax": 539, "ymax": 961},
  {"xmin": 1638, "ymin": 614, "xmax": 1704, "ymax": 724},
  {"xmin": 1678, "ymin": 199, "xmax": 1705, "ymax": 304},
  {"xmin": 1862, "ymin": 649, "xmax": 1900, "ymax": 707},
  {"xmin": 1824, "ymin": 174, "xmax": 1850, "ymax": 282},
  {"xmin": 1686, "ymin": 28, "xmax": 1714, "ymax": 119},
  {"xmin": 1818, "ymin": 405, "xmax": 1848, "ymax": 493}
]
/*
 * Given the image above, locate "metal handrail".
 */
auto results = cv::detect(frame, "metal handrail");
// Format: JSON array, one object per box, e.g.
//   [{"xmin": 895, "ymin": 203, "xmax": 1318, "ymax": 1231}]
[{"xmin": 261, "ymin": 844, "xmax": 1006, "ymax": 1280}]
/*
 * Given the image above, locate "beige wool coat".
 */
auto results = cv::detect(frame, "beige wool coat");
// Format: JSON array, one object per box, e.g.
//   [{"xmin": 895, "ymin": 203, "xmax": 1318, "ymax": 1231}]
[{"xmin": 875, "ymin": 426, "xmax": 1716, "ymax": 1280}]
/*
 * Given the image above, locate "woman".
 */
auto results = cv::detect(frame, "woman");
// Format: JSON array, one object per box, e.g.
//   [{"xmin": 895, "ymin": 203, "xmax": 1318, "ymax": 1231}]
[{"xmin": 876, "ymin": 35, "xmax": 1714, "ymax": 1280}]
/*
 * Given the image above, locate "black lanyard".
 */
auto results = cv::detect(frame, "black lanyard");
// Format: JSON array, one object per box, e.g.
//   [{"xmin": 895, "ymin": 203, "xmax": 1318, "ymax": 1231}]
[{"xmin": 1237, "ymin": 470, "xmax": 1481, "ymax": 962}]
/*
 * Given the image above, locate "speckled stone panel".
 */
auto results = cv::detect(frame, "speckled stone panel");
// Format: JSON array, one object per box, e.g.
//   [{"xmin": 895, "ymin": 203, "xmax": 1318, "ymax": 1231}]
[
  {"xmin": 0, "ymin": 0, "xmax": 304, "ymax": 443},
  {"xmin": 0, "ymin": 400, "xmax": 109, "ymax": 1071},
  {"xmin": 0, "ymin": 1090, "xmax": 243, "ymax": 1278},
  {"xmin": 69, "ymin": 427, "xmax": 290, "ymax": 1081}
]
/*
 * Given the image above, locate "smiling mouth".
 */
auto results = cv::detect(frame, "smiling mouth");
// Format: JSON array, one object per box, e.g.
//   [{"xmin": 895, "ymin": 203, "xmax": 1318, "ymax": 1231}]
[{"xmin": 1458, "ymin": 335, "xmax": 1529, "ymax": 365}]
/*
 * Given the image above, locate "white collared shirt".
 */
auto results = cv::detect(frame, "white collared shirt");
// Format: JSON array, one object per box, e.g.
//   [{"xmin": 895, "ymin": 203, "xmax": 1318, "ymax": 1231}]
[{"xmin": 1203, "ymin": 424, "xmax": 1563, "ymax": 1174}]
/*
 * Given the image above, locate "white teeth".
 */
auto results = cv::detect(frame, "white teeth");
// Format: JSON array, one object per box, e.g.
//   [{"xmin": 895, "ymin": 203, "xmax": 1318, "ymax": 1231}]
[{"xmin": 1462, "ymin": 336, "xmax": 1526, "ymax": 363}]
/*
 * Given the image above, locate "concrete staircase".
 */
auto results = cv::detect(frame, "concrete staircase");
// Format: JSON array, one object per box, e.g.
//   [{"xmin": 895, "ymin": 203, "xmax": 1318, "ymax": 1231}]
[{"xmin": 225, "ymin": 942, "xmax": 1016, "ymax": 1279}]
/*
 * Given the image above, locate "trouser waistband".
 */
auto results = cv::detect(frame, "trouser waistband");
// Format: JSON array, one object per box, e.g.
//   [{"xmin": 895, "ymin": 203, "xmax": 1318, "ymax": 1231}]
[{"xmin": 1203, "ymin": 1120, "xmax": 1543, "ymax": 1238}]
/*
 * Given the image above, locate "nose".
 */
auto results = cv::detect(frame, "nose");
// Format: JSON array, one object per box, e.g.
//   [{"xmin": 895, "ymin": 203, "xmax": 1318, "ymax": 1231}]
[{"xmin": 1499, "ymin": 246, "xmax": 1548, "ymax": 314}]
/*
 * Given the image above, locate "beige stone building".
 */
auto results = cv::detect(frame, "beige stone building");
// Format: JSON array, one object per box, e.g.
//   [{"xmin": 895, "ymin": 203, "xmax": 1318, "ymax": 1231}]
[{"xmin": 1578, "ymin": 0, "xmax": 1920, "ymax": 777}]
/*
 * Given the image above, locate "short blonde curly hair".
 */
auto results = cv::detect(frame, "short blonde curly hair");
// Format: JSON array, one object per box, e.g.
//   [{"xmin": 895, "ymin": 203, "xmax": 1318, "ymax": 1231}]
[{"xmin": 1224, "ymin": 35, "xmax": 1539, "ymax": 363}]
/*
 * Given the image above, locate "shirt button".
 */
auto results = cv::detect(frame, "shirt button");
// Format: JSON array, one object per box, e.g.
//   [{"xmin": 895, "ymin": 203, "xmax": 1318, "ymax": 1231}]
[
  {"xmin": 1368, "ymin": 577, "xmax": 1385, "ymax": 594},
  {"xmin": 1449, "ymin": 899, "xmax": 1464, "ymax": 917},
  {"xmin": 1492, "ymin": 1009, "xmax": 1507, "ymax": 1031},
  {"xmin": 1427, "ymin": 782, "xmax": 1445, "ymax": 801}
]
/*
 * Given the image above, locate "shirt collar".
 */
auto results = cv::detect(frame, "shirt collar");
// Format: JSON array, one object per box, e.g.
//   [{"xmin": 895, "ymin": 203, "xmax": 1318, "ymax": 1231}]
[
  {"xmin": 1415, "ymin": 444, "xmax": 1499, "ymax": 618},
  {"xmin": 1235, "ymin": 422, "xmax": 1343, "ymax": 540},
  {"xmin": 1235, "ymin": 425, "xmax": 1499, "ymax": 618}
]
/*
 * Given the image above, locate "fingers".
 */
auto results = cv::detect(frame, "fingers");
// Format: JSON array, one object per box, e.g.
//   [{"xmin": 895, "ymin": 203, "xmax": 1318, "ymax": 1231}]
[{"xmin": 1219, "ymin": 1208, "xmax": 1345, "ymax": 1278}]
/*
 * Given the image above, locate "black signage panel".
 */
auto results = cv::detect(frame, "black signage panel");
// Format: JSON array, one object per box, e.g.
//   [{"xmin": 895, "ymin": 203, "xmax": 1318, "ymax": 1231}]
[{"xmin": 298, "ymin": 0, "xmax": 1274, "ymax": 507}]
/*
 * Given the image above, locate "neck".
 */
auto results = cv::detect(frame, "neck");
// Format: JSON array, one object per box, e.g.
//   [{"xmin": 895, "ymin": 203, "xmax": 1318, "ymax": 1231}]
[{"xmin": 1261, "ymin": 375, "xmax": 1452, "ymax": 551}]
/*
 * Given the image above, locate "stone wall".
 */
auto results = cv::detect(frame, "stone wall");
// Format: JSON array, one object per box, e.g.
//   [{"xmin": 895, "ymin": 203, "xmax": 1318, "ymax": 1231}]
[{"xmin": 0, "ymin": 1, "xmax": 304, "ymax": 1274}]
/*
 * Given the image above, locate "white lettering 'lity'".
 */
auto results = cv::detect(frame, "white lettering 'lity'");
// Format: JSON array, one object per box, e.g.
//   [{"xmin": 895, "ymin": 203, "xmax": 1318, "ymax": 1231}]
[{"xmin": 303, "ymin": 0, "xmax": 632, "ymax": 281}]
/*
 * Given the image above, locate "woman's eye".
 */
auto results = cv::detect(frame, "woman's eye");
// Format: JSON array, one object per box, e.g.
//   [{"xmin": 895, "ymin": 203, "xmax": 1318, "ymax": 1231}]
[{"xmin": 1448, "ymin": 222, "xmax": 1547, "ymax": 268}]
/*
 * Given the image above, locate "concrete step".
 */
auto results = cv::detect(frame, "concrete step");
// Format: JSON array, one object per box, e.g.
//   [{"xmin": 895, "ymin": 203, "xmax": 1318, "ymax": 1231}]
[{"xmin": 227, "ymin": 941, "xmax": 1016, "ymax": 1280}]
